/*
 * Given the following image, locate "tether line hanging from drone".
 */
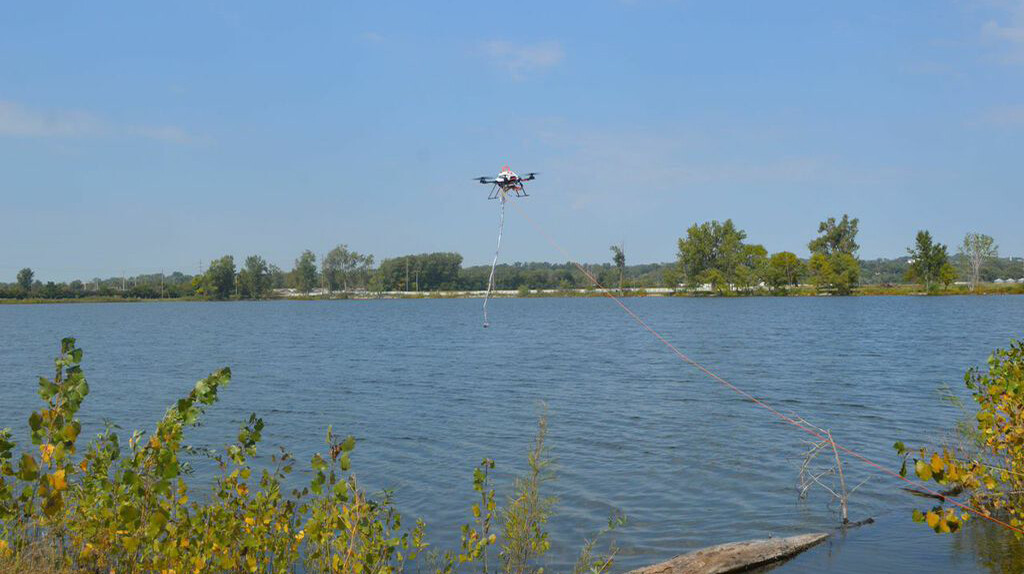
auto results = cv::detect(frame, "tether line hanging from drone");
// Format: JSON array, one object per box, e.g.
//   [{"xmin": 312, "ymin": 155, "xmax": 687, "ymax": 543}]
[{"xmin": 482, "ymin": 191, "xmax": 507, "ymax": 328}]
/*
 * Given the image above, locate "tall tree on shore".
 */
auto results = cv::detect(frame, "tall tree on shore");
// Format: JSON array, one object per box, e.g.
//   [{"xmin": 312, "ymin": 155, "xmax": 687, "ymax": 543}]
[
  {"xmin": 292, "ymin": 250, "xmax": 318, "ymax": 293},
  {"xmin": 323, "ymin": 244, "xmax": 374, "ymax": 292},
  {"xmin": 906, "ymin": 230, "xmax": 953, "ymax": 290},
  {"xmin": 204, "ymin": 255, "xmax": 236, "ymax": 300},
  {"xmin": 733, "ymin": 244, "xmax": 768, "ymax": 292},
  {"xmin": 676, "ymin": 219, "xmax": 765, "ymax": 292},
  {"xmin": 268, "ymin": 264, "xmax": 287, "ymax": 289},
  {"xmin": 610, "ymin": 244, "xmax": 625, "ymax": 291},
  {"xmin": 958, "ymin": 233, "xmax": 998, "ymax": 291},
  {"xmin": 807, "ymin": 214, "xmax": 860, "ymax": 295},
  {"xmin": 764, "ymin": 251, "xmax": 805, "ymax": 293},
  {"xmin": 238, "ymin": 255, "xmax": 271, "ymax": 299},
  {"xmin": 808, "ymin": 214, "xmax": 859, "ymax": 256},
  {"xmin": 16, "ymin": 268, "xmax": 34, "ymax": 291}
]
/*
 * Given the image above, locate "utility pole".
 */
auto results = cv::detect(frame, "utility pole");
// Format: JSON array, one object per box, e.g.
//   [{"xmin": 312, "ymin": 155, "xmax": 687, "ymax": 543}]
[
  {"xmin": 121, "ymin": 270, "xmax": 126, "ymax": 292},
  {"xmin": 415, "ymin": 269, "xmax": 419, "ymax": 292}
]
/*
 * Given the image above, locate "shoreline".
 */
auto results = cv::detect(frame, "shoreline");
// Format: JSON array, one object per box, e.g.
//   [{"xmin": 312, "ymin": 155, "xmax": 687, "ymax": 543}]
[{"xmin": 2, "ymin": 284, "xmax": 1022, "ymax": 305}]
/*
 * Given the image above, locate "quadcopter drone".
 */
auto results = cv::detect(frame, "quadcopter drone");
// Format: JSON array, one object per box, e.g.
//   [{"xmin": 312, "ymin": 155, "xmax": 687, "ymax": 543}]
[{"xmin": 474, "ymin": 165, "xmax": 538, "ymax": 199}]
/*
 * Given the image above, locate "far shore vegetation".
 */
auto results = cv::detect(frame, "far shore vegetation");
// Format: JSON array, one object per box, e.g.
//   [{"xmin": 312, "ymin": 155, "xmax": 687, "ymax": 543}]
[{"xmin": 3, "ymin": 218, "xmax": 1022, "ymax": 303}]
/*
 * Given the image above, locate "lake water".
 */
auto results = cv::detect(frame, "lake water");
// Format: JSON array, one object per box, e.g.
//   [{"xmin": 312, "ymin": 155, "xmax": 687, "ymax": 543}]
[{"xmin": 1, "ymin": 296, "xmax": 1023, "ymax": 572}]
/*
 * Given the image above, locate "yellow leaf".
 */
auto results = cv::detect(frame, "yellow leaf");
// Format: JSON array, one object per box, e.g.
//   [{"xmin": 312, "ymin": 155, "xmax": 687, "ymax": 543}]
[
  {"xmin": 41, "ymin": 444, "xmax": 57, "ymax": 464},
  {"xmin": 915, "ymin": 460, "xmax": 933, "ymax": 481},
  {"xmin": 930, "ymin": 453, "xmax": 945, "ymax": 474},
  {"xmin": 50, "ymin": 469, "xmax": 67, "ymax": 491},
  {"xmin": 333, "ymin": 554, "xmax": 341, "ymax": 571},
  {"xmin": 925, "ymin": 511, "xmax": 940, "ymax": 529},
  {"xmin": 79, "ymin": 460, "xmax": 88, "ymax": 472}
]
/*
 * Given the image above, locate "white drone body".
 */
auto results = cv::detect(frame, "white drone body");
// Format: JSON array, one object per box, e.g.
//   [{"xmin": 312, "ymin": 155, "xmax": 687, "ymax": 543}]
[{"xmin": 474, "ymin": 165, "xmax": 537, "ymax": 199}]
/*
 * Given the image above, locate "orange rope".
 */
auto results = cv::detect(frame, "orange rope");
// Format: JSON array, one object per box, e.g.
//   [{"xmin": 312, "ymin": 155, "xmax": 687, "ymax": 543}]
[{"xmin": 504, "ymin": 197, "xmax": 1024, "ymax": 536}]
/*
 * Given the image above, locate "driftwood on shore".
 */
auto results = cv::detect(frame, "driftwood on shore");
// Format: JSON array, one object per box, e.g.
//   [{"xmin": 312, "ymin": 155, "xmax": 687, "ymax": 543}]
[{"xmin": 626, "ymin": 533, "xmax": 830, "ymax": 574}]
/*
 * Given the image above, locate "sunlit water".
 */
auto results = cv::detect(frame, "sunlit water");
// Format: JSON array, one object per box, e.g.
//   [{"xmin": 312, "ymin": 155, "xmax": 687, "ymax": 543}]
[{"xmin": 1, "ymin": 296, "xmax": 1023, "ymax": 572}]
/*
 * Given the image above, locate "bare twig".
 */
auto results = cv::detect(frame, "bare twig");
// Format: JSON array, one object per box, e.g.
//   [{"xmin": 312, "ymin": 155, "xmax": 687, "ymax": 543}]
[{"xmin": 796, "ymin": 420, "xmax": 872, "ymax": 527}]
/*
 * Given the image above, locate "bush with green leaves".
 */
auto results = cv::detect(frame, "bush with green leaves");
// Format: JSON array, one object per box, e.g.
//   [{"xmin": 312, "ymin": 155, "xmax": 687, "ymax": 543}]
[{"xmin": 0, "ymin": 338, "xmax": 623, "ymax": 573}]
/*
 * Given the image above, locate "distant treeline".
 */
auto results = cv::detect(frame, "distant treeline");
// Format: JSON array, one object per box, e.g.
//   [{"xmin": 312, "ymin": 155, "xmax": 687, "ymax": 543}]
[{"xmin": 2, "ymin": 216, "xmax": 1021, "ymax": 300}]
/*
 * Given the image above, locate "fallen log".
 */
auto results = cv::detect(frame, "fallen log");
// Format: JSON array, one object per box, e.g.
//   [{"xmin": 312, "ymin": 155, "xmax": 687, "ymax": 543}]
[{"xmin": 626, "ymin": 533, "xmax": 830, "ymax": 574}]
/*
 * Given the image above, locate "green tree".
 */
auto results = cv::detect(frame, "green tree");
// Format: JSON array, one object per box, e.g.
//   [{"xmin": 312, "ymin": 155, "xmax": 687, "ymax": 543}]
[
  {"xmin": 322, "ymin": 245, "xmax": 374, "ymax": 292},
  {"xmin": 808, "ymin": 214, "xmax": 859, "ymax": 256},
  {"xmin": 939, "ymin": 263, "xmax": 958, "ymax": 289},
  {"xmin": 376, "ymin": 253, "xmax": 463, "ymax": 291},
  {"xmin": 764, "ymin": 251, "xmax": 805, "ymax": 293},
  {"xmin": 906, "ymin": 230, "xmax": 951, "ymax": 290},
  {"xmin": 807, "ymin": 253, "xmax": 833, "ymax": 291},
  {"xmin": 204, "ymin": 255, "xmax": 236, "ymax": 300},
  {"xmin": 808, "ymin": 252, "xmax": 858, "ymax": 295},
  {"xmin": 675, "ymin": 219, "xmax": 763, "ymax": 292},
  {"xmin": 291, "ymin": 250, "xmax": 318, "ymax": 293},
  {"xmin": 609, "ymin": 244, "xmax": 625, "ymax": 291},
  {"xmin": 958, "ymin": 233, "xmax": 998, "ymax": 290},
  {"xmin": 16, "ymin": 268, "xmax": 34, "ymax": 292},
  {"xmin": 238, "ymin": 255, "xmax": 270, "ymax": 299},
  {"xmin": 268, "ymin": 264, "xmax": 287, "ymax": 289},
  {"xmin": 808, "ymin": 215, "xmax": 861, "ymax": 295},
  {"xmin": 829, "ymin": 253, "xmax": 860, "ymax": 295},
  {"xmin": 735, "ymin": 244, "xmax": 768, "ymax": 292}
]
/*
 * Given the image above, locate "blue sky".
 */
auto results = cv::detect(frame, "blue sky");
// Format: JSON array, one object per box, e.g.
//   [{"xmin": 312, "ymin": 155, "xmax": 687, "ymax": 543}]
[{"xmin": 2, "ymin": 1, "xmax": 1023, "ymax": 281}]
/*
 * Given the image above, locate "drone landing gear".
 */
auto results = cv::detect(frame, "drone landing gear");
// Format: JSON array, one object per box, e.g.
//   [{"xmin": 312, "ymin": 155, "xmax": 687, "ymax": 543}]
[{"xmin": 488, "ymin": 185, "xmax": 528, "ymax": 200}]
